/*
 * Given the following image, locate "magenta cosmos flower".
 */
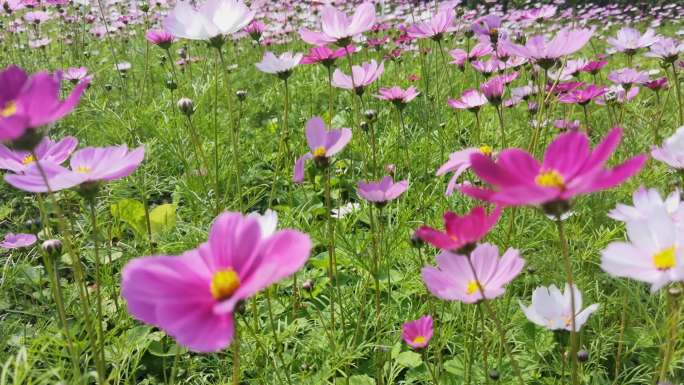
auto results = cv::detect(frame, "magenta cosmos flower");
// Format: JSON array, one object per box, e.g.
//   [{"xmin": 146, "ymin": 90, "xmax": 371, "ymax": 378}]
[
  {"xmin": 437, "ymin": 146, "xmax": 494, "ymax": 196},
  {"xmin": 502, "ymin": 28, "xmax": 594, "ymax": 68},
  {"xmin": 471, "ymin": 14, "xmax": 502, "ymax": 42},
  {"xmin": 406, "ymin": 8, "xmax": 455, "ymax": 41},
  {"xmin": 357, "ymin": 175, "xmax": 408, "ymax": 203},
  {"xmin": 606, "ymin": 27, "xmax": 658, "ymax": 55},
  {"xmin": 558, "ymin": 84, "xmax": 607, "ymax": 105},
  {"xmin": 5, "ymin": 145, "xmax": 144, "ymax": 193},
  {"xmin": 607, "ymin": 68, "xmax": 650, "ymax": 87},
  {"xmin": 145, "ymin": 29, "xmax": 175, "ymax": 49},
  {"xmin": 122, "ymin": 211, "xmax": 312, "ymax": 352},
  {"xmin": 163, "ymin": 0, "xmax": 255, "ymax": 41},
  {"xmin": 460, "ymin": 128, "xmax": 647, "ymax": 207},
  {"xmin": 402, "ymin": 315, "xmax": 433, "ymax": 349},
  {"xmin": 376, "ymin": 86, "xmax": 419, "ymax": 107},
  {"xmin": 0, "ymin": 233, "xmax": 37, "ymax": 249},
  {"xmin": 0, "ymin": 136, "xmax": 77, "ymax": 173},
  {"xmin": 448, "ymin": 89, "xmax": 488, "ymax": 112},
  {"xmin": 299, "ymin": 2, "xmax": 375, "ymax": 46},
  {"xmin": 300, "ymin": 45, "xmax": 355, "ymax": 67},
  {"xmin": 1, "ymin": 65, "xmax": 89, "ymax": 142},
  {"xmin": 332, "ymin": 60, "xmax": 384, "ymax": 95},
  {"xmin": 422, "ymin": 243, "xmax": 524, "ymax": 304},
  {"xmin": 293, "ymin": 117, "xmax": 351, "ymax": 183},
  {"xmin": 416, "ymin": 206, "xmax": 501, "ymax": 251}
]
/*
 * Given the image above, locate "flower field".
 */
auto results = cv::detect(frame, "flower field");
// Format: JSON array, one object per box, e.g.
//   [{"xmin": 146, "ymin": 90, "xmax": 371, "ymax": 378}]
[{"xmin": 1, "ymin": 0, "xmax": 684, "ymax": 384}]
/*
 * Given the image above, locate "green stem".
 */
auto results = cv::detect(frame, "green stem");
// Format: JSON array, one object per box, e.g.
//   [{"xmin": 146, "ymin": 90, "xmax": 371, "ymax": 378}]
[
  {"xmin": 672, "ymin": 62, "xmax": 683, "ymax": 126},
  {"xmin": 232, "ymin": 327, "xmax": 240, "ymax": 385},
  {"xmin": 324, "ymin": 165, "xmax": 337, "ymax": 336},
  {"xmin": 555, "ymin": 218, "xmax": 579, "ymax": 385},
  {"xmin": 88, "ymin": 199, "xmax": 107, "ymax": 381}
]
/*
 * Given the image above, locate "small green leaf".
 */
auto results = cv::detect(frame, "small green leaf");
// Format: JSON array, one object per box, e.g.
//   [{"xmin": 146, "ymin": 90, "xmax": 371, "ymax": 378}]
[
  {"xmin": 396, "ymin": 351, "xmax": 423, "ymax": 368},
  {"xmin": 111, "ymin": 199, "xmax": 146, "ymax": 236},
  {"xmin": 149, "ymin": 203, "xmax": 177, "ymax": 236}
]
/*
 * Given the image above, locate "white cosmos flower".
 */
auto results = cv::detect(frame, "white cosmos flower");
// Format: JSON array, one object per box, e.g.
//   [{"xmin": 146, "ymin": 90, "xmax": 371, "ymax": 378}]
[
  {"xmin": 163, "ymin": 0, "xmax": 255, "ymax": 41},
  {"xmin": 255, "ymin": 52, "xmax": 303, "ymax": 75},
  {"xmin": 247, "ymin": 209, "xmax": 278, "ymax": 237},
  {"xmin": 601, "ymin": 206, "xmax": 684, "ymax": 293},
  {"xmin": 520, "ymin": 283, "xmax": 599, "ymax": 331},
  {"xmin": 608, "ymin": 187, "xmax": 683, "ymax": 223}
]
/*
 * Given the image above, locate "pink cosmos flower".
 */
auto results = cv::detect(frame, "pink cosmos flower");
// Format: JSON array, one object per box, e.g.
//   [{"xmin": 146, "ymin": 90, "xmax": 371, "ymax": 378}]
[
  {"xmin": 402, "ymin": 315, "xmax": 433, "ymax": 349},
  {"xmin": 376, "ymin": 86, "xmax": 419, "ymax": 107},
  {"xmin": 607, "ymin": 68, "xmax": 650, "ymax": 86},
  {"xmin": 244, "ymin": 20, "xmax": 265, "ymax": 41},
  {"xmin": 645, "ymin": 77, "xmax": 669, "ymax": 91},
  {"xmin": 448, "ymin": 89, "xmax": 488, "ymax": 112},
  {"xmin": 63, "ymin": 67, "xmax": 90, "ymax": 84},
  {"xmin": 0, "ymin": 233, "xmax": 37, "ymax": 249},
  {"xmin": 502, "ymin": 28, "xmax": 594, "ymax": 67},
  {"xmin": 645, "ymin": 37, "xmax": 683, "ymax": 63},
  {"xmin": 416, "ymin": 206, "xmax": 501, "ymax": 251},
  {"xmin": 437, "ymin": 146, "xmax": 494, "ymax": 196},
  {"xmin": 5, "ymin": 145, "xmax": 144, "ymax": 193},
  {"xmin": 300, "ymin": 45, "xmax": 354, "ymax": 66},
  {"xmin": 520, "ymin": 284, "xmax": 599, "ymax": 331},
  {"xmin": 607, "ymin": 27, "xmax": 659, "ymax": 54},
  {"xmin": 122, "ymin": 211, "xmax": 312, "ymax": 352},
  {"xmin": 145, "ymin": 29, "xmax": 175, "ymax": 49},
  {"xmin": 293, "ymin": 117, "xmax": 351, "ymax": 183},
  {"xmin": 449, "ymin": 42, "xmax": 493, "ymax": 67},
  {"xmin": 357, "ymin": 175, "xmax": 408, "ymax": 203},
  {"xmin": 299, "ymin": 2, "xmax": 375, "ymax": 46},
  {"xmin": 0, "ymin": 136, "xmax": 77, "ymax": 173},
  {"xmin": 422, "ymin": 243, "xmax": 524, "ymax": 304},
  {"xmin": 479, "ymin": 75, "xmax": 508, "ymax": 104},
  {"xmin": 558, "ymin": 84, "xmax": 607, "ymax": 105},
  {"xmin": 652, "ymin": 126, "xmax": 684, "ymax": 168},
  {"xmin": 255, "ymin": 52, "xmax": 302, "ymax": 77},
  {"xmin": 471, "ymin": 14, "xmax": 501, "ymax": 42},
  {"xmin": 331, "ymin": 60, "xmax": 384, "ymax": 94},
  {"xmin": 609, "ymin": 187, "xmax": 683, "ymax": 223},
  {"xmin": 554, "ymin": 119, "xmax": 581, "ymax": 132},
  {"xmin": 406, "ymin": 8, "xmax": 455, "ymax": 40},
  {"xmin": 460, "ymin": 128, "xmax": 647, "ymax": 206},
  {"xmin": 581, "ymin": 60, "xmax": 608, "ymax": 75},
  {"xmin": 0, "ymin": 65, "xmax": 89, "ymax": 141},
  {"xmin": 601, "ymin": 207, "xmax": 684, "ymax": 293},
  {"xmin": 520, "ymin": 5, "xmax": 557, "ymax": 21},
  {"xmin": 163, "ymin": 0, "xmax": 255, "ymax": 41}
]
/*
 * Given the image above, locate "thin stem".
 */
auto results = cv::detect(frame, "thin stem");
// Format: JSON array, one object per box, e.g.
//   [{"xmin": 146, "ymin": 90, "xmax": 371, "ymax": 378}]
[
  {"xmin": 327, "ymin": 65, "xmax": 334, "ymax": 125},
  {"xmin": 398, "ymin": 108, "xmax": 410, "ymax": 172},
  {"xmin": 213, "ymin": 48, "xmax": 222, "ymax": 214},
  {"xmin": 672, "ymin": 62, "xmax": 683, "ymax": 126},
  {"xmin": 657, "ymin": 287, "xmax": 680, "ymax": 382},
  {"xmin": 478, "ymin": 304, "xmax": 490, "ymax": 385},
  {"xmin": 555, "ymin": 218, "xmax": 579, "ymax": 385},
  {"xmin": 422, "ymin": 349, "xmax": 440, "ymax": 385},
  {"xmin": 232, "ymin": 327, "xmax": 240, "ymax": 385},
  {"xmin": 169, "ymin": 344, "xmax": 181, "ymax": 385},
  {"xmin": 582, "ymin": 104, "xmax": 591, "ymax": 135},
  {"xmin": 324, "ymin": 165, "xmax": 337, "ymax": 334},
  {"xmin": 88, "ymin": 199, "xmax": 107, "ymax": 381},
  {"xmin": 612, "ymin": 291, "xmax": 628, "ymax": 385},
  {"xmin": 495, "ymin": 105, "xmax": 507, "ymax": 148},
  {"xmin": 233, "ymin": 99, "xmax": 244, "ymax": 211}
]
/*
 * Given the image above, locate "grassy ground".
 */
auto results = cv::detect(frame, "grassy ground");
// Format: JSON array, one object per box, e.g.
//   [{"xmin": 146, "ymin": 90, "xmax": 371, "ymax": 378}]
[{"xmin": 0, "ymin": 1, "xmax": 683, "ymax": 384}]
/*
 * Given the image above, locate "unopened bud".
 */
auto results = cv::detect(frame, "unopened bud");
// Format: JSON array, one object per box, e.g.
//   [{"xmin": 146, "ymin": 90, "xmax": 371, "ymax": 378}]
[
  {"xmin": 42, "ymin": 239, "xmax": 63, "ymax": 258},
  {"xmin": 177, "ymin": 97, "xmax": 194, "ymax": 116},
  {"xmin": 236, "ymin": 90, "xmax": 247, "ymax": 101}
]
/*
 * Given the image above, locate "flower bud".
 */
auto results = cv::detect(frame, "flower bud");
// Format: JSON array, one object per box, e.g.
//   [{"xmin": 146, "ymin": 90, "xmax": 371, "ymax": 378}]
[
  {"xmin": 410, "ymin": 232, "xmax": 424, "ymax": 248},
  {"xmin": 302, "ymin": 279, "xmax": 314, "ymax": 292},
  {"xmin": 177, "ymin": 97, "xmax": 194, "ymax": 116},
  {"xmin": 42, "ymin": 239, "xmax": 63, "ymax": 258},
  {"xmin": 577, "ymin": 349, "xmax": 589, "ymax": 363},
  {"xmin": 165, "ymin": 79, "xmax": 177, "ymax": 90},
  {"xmin": 236, "ymin": 90, "xmax": 247, "ymax": 101},
  {"xmin": 363, "ymin": 109, "xmax": 377, "ymax": 122},
  {"xmin": 488, "ymin": 369, "xmax": 500, "ymax": 380}
]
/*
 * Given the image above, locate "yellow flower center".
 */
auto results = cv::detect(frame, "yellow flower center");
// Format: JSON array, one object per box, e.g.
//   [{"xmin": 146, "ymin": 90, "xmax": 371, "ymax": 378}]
[
  {"xmin": 313, "ymin": 146, "xmax": 326, "ymax": 158},
  {"xmin": 412, "ymin": 336, "xmax": 426, "ymax": 345},
  {"xmin": 535, "ymin": 169, "xmax": 565, "ymax": 189},
  {"xmin": 75, "ymin": 166, "xmax": 91, "ymax": 173},
  {"xmin": 210, "ymin": 268, "xmax": 241, "ymax": 301},
  {"xmin": 22, "ymin": 154, "xmax": 34, "ymax": 165},
  {"xmin": 479, "ymin": 145, "xmax": 493, "ymax": 156},
  {"xmin": 653, "ymin": 246, "xmax": 676, "ymax": 271},
  {"xmin": 1, "ymin": 101, "xmax": 17, "ymax": 118},
  {"xmin": 465, "ymin": 280, "xmax": 480, "ymax": 295}
]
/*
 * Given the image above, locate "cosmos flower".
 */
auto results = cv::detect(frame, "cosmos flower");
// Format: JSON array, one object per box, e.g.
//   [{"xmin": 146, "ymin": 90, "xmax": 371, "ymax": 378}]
[
  {"xmin": 293, "ymin": 117, "xmax": 351, "ymax": 183},
  {"xmin": 436, "ymin": 146, "xmax": 493, "ymax": 196},
  {"xmin": 645, "ymin": 77, "xmax": 669, "ymax": 91},
  {"xmin": 0, "ymin": 136, "xmax": 77, "ymax": 173},
  {"xmin": 471, "ymin": 14, "xmax": 502, "ymax": 42},
  {"xmin": 652, "ymin": 125, "xmax": 684, "ymax": 168},
  {"xmin": 357, "ymin": 175, "xmax": 408, "ymax": 203},
  {"xmin": 376, "ymin": 86, "xmax": 419, "ymax": 107},
  {"xmin": 406, "ymin": 8, "xmax": 455, "ymax": 40},
  {"xmin": 163, "ymin": 0, "xmax": 255, "ymax": 42},
  {"xmin": 255, "ymin": 52, "xmax": 302, "ymax": 78},
  {"xmin": 122, "ymin": 211, "xmax": 312, "ymax": 352},
  {"xmin": 601, "ymin": 207, "xmax": 684, "ymax": 292},
  {"xmin": 581, "ymin": 60, "xmax": 608, "ymax": 75},
  {"xmin": 145, "ymin": 29, "xmax": 175, "ymax": 49},
  {"xmin": 331, "ymin": 60, "xmax": 384, "ymax": 94},
  {"xmin": 244, "ymin": 20, "xmax": 265, "ymax": 41},
  {"xmin": 460, "ymin": 128, "xmax": 647, "ymax": 206},
  {"xmin": 448, "ymin": 89, "xmax": 488, "ymax": 112},
  {"xmin": 299, "ymin": 2, "xmax": 375, "ymax": 46},
  {"xmin": 607, "ymin": 68, "xmax": 650, "ymax": 86},
  {"xmin": 558, "ymin": 85, "xmax": 607, "ymax": 105},
  {"xmin": 63, "ymin": 67, "xmax": 90, "ymax": 84},
  {"xmin": 422, "ymin": 243, "xmax": 524, "ymax": 304},
  {"xmin": 520, "ymin": 284, "xmax": 599, "ymax": 331},
  {"xmin": 502, "ymin": 28, "xmax": 594, "ymax": 67},
  {"xmin": 645, "ymin": 37, "xmax": 683, "ymax": 63},
  {"xmin": 402, "ymin": 315, "xmax": 433, "ymax": 349},
  {"xmin": 416, "ymin": 206, "xmax": 501, "ymax": 251},
  {"xmin": 606, "ymin": 27, "xmax": 659, "ymax": 54},
  {"xmin": 609, "ymin": 187, "xmax": 683, "ymax": 223},
  {"xmin": 300, "ymin": 45, "xmax": 354, "ymax": 66},
  {"xmin": 0, "ymin": 65, "xmax": 89, "ymax": 142},
  {"xmin": 0, "ymin": 233, "xmax": 37, "ymax": 249},
  {"xmin": 5, "ymin": 145, "xmax": 144, "ymax": 193}
]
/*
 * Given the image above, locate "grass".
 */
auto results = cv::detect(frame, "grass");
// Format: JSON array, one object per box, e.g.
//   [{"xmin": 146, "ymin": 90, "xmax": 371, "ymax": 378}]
[{"xmin": 0, "ymin": 1, "xmax": 683, "ymax": 384}]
